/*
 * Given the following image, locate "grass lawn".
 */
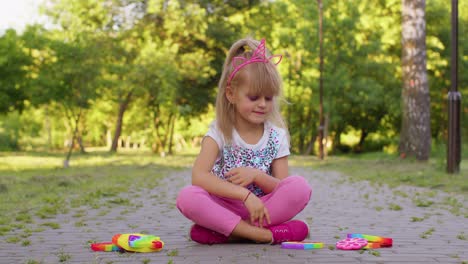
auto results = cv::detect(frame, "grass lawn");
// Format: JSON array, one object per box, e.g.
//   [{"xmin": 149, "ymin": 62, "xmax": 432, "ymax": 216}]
[
  {"xmin": 0, "ymin": 149, "xmax": 195, "ymax": 236},
  {"xmin": 0, "ymin": 147, "xmax": 466, "ymax": 237},
  {"xmin": 290, "ymin": 151, "xmax": 468, "ymax": 194}
]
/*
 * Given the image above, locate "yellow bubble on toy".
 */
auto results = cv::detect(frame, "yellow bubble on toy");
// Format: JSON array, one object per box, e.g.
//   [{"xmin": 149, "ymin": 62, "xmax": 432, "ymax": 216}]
[{"xmin": 112, "ymin": 233, "xmax": 164, "ymax": 253}]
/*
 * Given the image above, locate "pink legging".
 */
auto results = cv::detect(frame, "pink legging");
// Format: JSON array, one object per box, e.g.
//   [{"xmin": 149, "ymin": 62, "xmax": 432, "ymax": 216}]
[{"xmin": 176, "ymin": 175, "xmax": 312, "ymax": 237}]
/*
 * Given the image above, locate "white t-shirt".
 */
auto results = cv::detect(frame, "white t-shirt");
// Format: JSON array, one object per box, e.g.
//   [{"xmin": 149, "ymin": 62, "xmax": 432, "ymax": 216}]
[{"xmin": 206, "ymin": 121, "xmax": 290, "ymax": 196}]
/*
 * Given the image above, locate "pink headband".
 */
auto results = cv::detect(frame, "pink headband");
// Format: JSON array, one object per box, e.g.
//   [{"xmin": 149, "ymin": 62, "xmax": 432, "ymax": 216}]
[{"xmin": 226, "ymin": 39, "xmax": 282, "ymax": 88}]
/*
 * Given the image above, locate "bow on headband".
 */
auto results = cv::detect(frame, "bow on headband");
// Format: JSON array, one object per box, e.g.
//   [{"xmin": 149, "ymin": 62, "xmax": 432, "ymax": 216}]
[{"xmin": 226, "ymin": 39, "xmax": 282, "ymax": 87}]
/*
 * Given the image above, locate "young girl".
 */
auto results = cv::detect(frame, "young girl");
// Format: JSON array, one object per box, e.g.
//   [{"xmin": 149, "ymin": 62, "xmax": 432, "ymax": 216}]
[{"xmin": 176, "ymin": 37, "xmax": 312, "ymax": 244}]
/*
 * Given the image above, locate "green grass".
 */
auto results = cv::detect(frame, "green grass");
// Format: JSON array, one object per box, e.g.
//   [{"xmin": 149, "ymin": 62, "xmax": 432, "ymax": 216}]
[
  {"xmin": 289, "ymin": 151, "xmax": 468, "ymax": 195},
  {"xmin": 457, "ymin": 232, "xmax": 467, "ymax": 240},
  {"xmin": 0, "ymin": 148, "xmax": 466, "ymax": 238},
  {"xmin": 0, "ymin": 150, "xmax": 195, "ymax": 236},
  {"xmin": 420, "ymin": 227, "xmax": 435, "ymax": 239}
]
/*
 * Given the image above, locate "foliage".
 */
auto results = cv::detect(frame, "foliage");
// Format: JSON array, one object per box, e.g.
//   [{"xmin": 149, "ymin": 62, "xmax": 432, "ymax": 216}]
[
  {"xmin": 0, "ymin": 30, "xmax": 31, "ymax": 113},
  {"xmin": 0, "ymin": 0, "xmax": 466, "ymax": 158},
  {"xmin": 0, "ymin": 112, "xmax": 21, "ymax": 150}
]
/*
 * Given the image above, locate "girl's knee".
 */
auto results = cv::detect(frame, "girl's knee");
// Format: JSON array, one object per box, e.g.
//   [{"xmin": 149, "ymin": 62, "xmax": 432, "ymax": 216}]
[
  {"xmin": 176, "ymin": 185, "xmax": 206, "ymax": 212},
  {"xmin": 283, "ymin": 175, "xmax": 312, "ymax": 201}
]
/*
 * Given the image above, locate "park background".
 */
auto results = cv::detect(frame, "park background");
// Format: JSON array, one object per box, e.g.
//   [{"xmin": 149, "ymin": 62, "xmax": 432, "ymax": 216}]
[
  {"xmin": 0, "ymin": 0, "xmax": 467, "ymax": 160},
  {"xmin": 0, "ymin": 1, "xmax": 467, "ymax": 261}
]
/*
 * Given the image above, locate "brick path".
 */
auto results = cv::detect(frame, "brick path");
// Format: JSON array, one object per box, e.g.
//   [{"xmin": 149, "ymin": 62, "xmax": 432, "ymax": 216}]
[{"xmin": 0, "ymin": 167, "xmax": 467, "ymax": 263}]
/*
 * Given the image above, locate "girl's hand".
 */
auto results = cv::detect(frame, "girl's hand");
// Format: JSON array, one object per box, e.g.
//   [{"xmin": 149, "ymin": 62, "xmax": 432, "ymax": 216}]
[
  {"xmin": 243, "ymin": 192, "xmax": 271, "ymax": 228},
  {"xmin": 225, "ymin": 167, "xmax": 260, "ymax": 187}
]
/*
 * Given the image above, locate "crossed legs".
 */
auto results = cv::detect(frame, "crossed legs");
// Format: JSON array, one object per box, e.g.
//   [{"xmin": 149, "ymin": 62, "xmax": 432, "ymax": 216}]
[{"xmin": 176, "ymin": 176, "xmax": 312, "ymax": 243}]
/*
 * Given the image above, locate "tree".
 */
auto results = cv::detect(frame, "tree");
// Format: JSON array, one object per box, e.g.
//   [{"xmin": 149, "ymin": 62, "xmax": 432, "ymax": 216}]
[
  {"xmin": 399, "ymin": 0, "xmax": 431, "ymax": 160},
  {"xmin": 43, "ymin": 0, "xmax": 220, "ymax": 154},
  {"xmin": 0, "ymin": 29, "xmax": 31, "ymax": 113},
  {"xmin": 317, "ymin": 0, "xmax": 324, "ymax": 159},
  {"xmin": 43, "ymin": 0, "xmax": 148, "ymax": 153},
  {"xmin": 267, "ymin": 0, "xmax": 319, "ymax": 154},
  {"xmin": 24, "ymin": 26, "xmax": 103, "ymax": 166},
  {"xmin": 9, "ymin": 0, "xmax": 461, "ymax": 156}
]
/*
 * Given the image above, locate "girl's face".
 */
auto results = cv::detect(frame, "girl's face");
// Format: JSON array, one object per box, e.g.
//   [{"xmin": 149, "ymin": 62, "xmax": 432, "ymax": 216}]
[{"xmin": 227, "ymin": 85, "xmax": 274, "ymax": 126}]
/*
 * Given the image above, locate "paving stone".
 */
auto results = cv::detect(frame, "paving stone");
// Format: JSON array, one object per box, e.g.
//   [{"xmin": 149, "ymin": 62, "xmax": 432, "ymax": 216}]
[{"xmin": 0, "ymin": 167, "xmax": 467, "ymax": 264}]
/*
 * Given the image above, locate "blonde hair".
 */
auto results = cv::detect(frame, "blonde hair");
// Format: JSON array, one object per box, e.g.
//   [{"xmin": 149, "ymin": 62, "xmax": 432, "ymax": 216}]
[{"xmin": 215, "ymin": 37, "xmax": 288, "ymax": 143}]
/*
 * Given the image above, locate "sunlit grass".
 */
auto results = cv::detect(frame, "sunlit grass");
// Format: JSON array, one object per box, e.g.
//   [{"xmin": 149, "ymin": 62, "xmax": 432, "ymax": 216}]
[
  {"xmin": 0, "ymin": 147, "xmax": 197, "ymax": 171},
  {"xmin": 0, "ymin": 149, "xmax": 196, "ymax": 237},
  {"xmin": 289, "ymin": 150, "xmax": 468, "ymax": 195},
  {"xmin": 0, "ymin": 148, "xmax": 466, "ymax": 239}
]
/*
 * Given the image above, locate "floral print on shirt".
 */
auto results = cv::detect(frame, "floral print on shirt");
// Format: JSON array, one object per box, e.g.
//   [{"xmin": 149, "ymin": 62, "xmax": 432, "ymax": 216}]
[{"xmin": 211, "ymin": 128, "xmax": 280, "ymax": 197}]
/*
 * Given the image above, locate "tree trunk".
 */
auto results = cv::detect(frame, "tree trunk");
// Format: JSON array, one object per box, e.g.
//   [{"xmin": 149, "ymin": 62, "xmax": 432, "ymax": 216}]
[
  {"xmin": 110, "ymin": 91, "xmax": 133, "ymax": 152},
  {"xmin": 399, "ymin": 0, "xmax": 431, "ymax": 160},
  {"xmin": 354, "ymin": 129, "xmax": 368, "ymax": 153},
  {"xmin": 298, "ymin": 113, "xmax": 305, "ymax": 153},
  {"xmin": 45, "ymin": 106, "xmax": 52, "ymax": 150},
  {"xmin": 303, "ymin": 96, "xmax": 314, "ymax": 155},
  {"xmin": 77, "ymin": 135, "xmax": 86, "ymax": 154},
  {"xmin": 317, "ymin": 0, "xmax": 325, "ymax": 160},
  {"xmin": 303, "ymin": 131, "xmax": 317, "ymax": 155},
  {"xmin": 151, "ymin": 106, "xmax": 164, "ymax": 154},
  {"xmin": 168, "ymin": 113, "xmax": 176, "ymax": 155},
  {"xmin": 64, "ymin": 108, "xmax": 82, "ymax": 168},
  {"xmin": 160, "ymin": 111, "xmax": 174, "ymax": 155},
  {"xmin": 152, "ymin": 118, "xmax": 164, "ymax": 153}
]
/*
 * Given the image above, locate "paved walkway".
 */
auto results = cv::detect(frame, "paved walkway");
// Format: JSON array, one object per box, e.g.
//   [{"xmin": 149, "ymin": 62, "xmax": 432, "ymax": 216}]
[{"xmin": 1, "ymin": 167, "xmax": 467, "ymax": 263}]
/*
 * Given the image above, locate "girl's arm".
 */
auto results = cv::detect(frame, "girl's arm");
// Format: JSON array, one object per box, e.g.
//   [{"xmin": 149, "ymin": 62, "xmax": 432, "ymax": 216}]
[
  {"xmin": 192, "ymin": 136, "xmax": 250, "ymax": 201},
  {"xmin": 252, "ymin": 156, "xmax": 288, "ymax": 193},
  {"xmin": 270, "ymin": 155, "xmax": 289, "ymax": 180},
  {"xmin": 226, "ymin": 156, "xmax": 289, "ymax": 194}
]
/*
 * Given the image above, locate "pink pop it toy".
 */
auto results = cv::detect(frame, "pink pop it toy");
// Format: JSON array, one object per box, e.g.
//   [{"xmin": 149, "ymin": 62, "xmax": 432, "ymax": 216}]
[{"xmin": 336, "ymin": 237, "xmax": 368, "ymax": 250}]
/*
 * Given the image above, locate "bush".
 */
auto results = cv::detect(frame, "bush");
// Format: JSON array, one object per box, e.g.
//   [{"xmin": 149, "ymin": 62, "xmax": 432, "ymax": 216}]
[
  {"xmin": 0, "ymin": 112, "xmax": 21, "ymax": 151},
  {"xmin": 0, "ymin": 131, "xmax": 19, "ymax": 150}
]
